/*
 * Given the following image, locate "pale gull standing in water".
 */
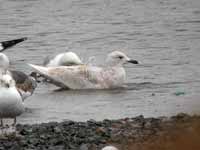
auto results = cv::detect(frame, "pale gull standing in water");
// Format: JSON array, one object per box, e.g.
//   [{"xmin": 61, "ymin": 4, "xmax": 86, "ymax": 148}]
[
  {"xmin": 0, "ymin": 53, "xmax": 25, "ymax": 126},
  {"xmin": 29, "ymin": 51, "xmax": 138, "ymax": 89},
  {"xmin": 0, "ymin": 38, "xmax": 37, "ymax": 100}
]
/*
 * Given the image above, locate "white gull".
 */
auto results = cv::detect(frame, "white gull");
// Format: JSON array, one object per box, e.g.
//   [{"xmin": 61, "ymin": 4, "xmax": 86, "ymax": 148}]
[
  {"xmin": 29, "ymin": 51, "xmax": 138, "ymax": 89},
  {"xmin": 43, "ymin": 51, "xmax": 96, "ymax": 67},
  {"xmin": 0, "ymin": 53, "xmax": 25, "ymax": 126},
  {"xmin": 0, "ymin": 37, "xmax": 37, "ymax": 100},
  {"xmin": 43, "ymin": 51, "xmax": 83, "ymax": 67}
]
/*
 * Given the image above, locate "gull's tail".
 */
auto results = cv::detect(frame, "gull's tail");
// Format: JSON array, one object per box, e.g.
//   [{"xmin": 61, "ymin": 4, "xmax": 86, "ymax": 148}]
[
  {"xmin": 28, "ymin": 64, "xmax": 68, "ymax": 88},
  {"xmin": 28, "ymin": 64, "xmax": 49, "ymax": 75},
  {"xmin": 0, "ymin": 37, "xmax": 28, "ymax": 52}
]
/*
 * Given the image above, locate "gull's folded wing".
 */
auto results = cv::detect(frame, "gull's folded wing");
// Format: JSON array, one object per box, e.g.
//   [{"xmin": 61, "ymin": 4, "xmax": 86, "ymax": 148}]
[
  {"xmin": 28, "ymin": 64, "xmax": 71, "ymax": 89},
  {"xmin": 28, "ymin": 64, "xmax": 102, "ymax": 89}
]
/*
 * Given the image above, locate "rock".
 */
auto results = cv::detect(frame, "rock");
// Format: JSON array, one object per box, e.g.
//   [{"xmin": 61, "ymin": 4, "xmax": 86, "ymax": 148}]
[
  {"xmin": 0, "ymin": 114, "xmax": 199, "ymax": 150},
  {"xmin": 80, "ymin": 144, "xmax": 89, "ymax": 150}
]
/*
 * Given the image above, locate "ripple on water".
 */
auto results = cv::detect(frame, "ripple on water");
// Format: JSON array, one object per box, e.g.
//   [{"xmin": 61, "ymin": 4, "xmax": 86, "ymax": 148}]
[{"xmin": 0, "ymin": 0, "xmax": 199, "ymax": 124}]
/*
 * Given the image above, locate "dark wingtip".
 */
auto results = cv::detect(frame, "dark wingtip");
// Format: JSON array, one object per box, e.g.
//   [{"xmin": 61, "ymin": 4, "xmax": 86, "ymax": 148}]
[{"xmin": 0, "ymin": 37, "xmax": 28, "ymax": 51}]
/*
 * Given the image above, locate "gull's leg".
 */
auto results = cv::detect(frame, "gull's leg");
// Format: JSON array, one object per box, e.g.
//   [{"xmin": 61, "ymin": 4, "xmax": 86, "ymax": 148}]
[
  {"xmin": 0, "ymin": 119, "xmax": 4, "ymax": 133},
  {"xmin": 0, "ymin": 119, "xmax": 3, "ymax": 127},
  {"xmin": 13, "ymin": 117, "xmax": 16, "ymax": 126},
  {"xmin": 14, "ymin": 117, "xmax": 17, "ymax": 126}
]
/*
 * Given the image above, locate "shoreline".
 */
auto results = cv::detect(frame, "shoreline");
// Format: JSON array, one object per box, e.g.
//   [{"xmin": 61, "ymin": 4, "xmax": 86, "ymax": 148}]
[{"xmin": 0, "ymin": 113, "xmax": 200, "ymax": 150}]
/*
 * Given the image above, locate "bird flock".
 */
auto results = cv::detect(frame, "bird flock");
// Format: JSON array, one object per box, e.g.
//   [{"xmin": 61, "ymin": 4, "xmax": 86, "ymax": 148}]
[{"xmin": 0, "ymin": 37, "xmax": 138, "ymax": 133}]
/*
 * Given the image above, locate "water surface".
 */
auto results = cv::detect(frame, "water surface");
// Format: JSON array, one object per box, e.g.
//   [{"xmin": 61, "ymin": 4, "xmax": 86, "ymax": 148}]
[{"xmin": 0, "ymin": 0, "xmax": 200, "ymax": 124}]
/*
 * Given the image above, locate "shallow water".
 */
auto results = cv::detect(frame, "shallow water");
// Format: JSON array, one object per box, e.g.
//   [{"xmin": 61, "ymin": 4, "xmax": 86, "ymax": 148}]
[{"xmin": 0, "ymin": 0, "xmax": 200, "ymax": 124}]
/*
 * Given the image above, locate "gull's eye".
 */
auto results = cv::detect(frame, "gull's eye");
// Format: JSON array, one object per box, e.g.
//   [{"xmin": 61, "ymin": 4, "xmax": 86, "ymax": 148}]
[{"xmin": 118, "ymin": 56, "xmax": 123, "ymax": 59}]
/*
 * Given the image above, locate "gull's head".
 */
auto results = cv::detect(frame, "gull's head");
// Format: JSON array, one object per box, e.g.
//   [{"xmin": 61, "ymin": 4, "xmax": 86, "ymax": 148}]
[
  {"xmin": 0, "ymin": 53, "xmax": 10, "ymax": 70},
  {"xmin": 0, "ymin": 74, "xmax": 15, "ymax": 88},
  {"xmin": 106, "ymin": 51, "xmax": 138, "ymax": 67},
  {"xmin": 101, "ymin": 146, "xmax": 118, "ymax": 150},
  {"xmin": 58, "ymin": 52, "xmax": 83, "ymax": 66}
]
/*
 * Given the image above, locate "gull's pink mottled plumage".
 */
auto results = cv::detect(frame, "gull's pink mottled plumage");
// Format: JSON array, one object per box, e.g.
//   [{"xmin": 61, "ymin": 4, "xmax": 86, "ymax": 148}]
[
  {"xmin": 29, "ymin": 64, "xmax": 125, "ymax": 89},
  {"xmin": 29, "ymin": 51, "xmax": 138, "ymax": 89}
]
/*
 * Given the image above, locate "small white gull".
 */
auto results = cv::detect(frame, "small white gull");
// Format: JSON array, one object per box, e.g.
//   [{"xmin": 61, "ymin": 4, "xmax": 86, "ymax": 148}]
[
  {"xmin": 43, "ymin": 51, "xmax": 96, "ymax": 67},
  {"xmin": 43, "ymin": 51, "xmax": 83, "ymax": 67},
  {"xmin": 0, "ymin": 54, "xmax": 25, "ymax": 126},
  {"xmin": 0, "ymin": 37, "xmax": 27, "ymax": 52},
  {"xmin": 29, "ymin": 51, "xmax": 138, "ymax": 89}
]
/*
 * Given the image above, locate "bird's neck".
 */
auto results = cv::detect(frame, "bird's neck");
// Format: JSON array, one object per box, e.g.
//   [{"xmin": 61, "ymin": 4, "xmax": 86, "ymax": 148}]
[
  {"xmin": 106, "ymin": 61, "xmax": 123, "ymax": 68},
  {"xmin": 105, "ymin": 66, "xmax": 126, "ymax": 77},
  {"xmin": 106, "ymin": 63, "xmax": 124, "ymax": 70},
  {"xmin": 0, "ymin": 68, "xmax": 7, "ymax": 76}
]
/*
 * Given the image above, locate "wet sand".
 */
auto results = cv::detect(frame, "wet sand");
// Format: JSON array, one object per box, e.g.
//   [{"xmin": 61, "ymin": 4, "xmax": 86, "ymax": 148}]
[{"xmin": 0, "ymin": 113, "xmax": 200, "ymax": 150}]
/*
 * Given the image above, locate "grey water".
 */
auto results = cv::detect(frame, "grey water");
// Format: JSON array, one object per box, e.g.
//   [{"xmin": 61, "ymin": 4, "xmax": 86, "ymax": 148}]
[{"xmin": 0, "ymin": 0, "xmax": 200, "ymax": 124}]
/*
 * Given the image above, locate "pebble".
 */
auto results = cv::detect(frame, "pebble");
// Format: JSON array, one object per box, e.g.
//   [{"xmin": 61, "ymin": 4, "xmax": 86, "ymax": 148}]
[{"xmin": 0, "ymin": 114, "xmax": 198, "ymax": 150}]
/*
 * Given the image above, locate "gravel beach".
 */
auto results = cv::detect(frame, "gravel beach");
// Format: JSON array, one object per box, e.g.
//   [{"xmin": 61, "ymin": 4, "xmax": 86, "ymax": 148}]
[{"xmin": 0, "ymin": 113, "xmax": 200, "ymax": 150}]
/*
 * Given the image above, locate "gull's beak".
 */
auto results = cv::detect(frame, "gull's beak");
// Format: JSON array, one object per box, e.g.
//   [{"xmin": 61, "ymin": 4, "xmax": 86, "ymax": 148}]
[
  {"xmin": 0, "ymin": 37, "xmax": 28, "ymax": 52},
  {"xmin": 127, "ymin": 59, "xmax": 139, "ymax": 64},
  {"xmin": 5, "ymin": 83, "xmax": 10, "ymax": 88}
]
